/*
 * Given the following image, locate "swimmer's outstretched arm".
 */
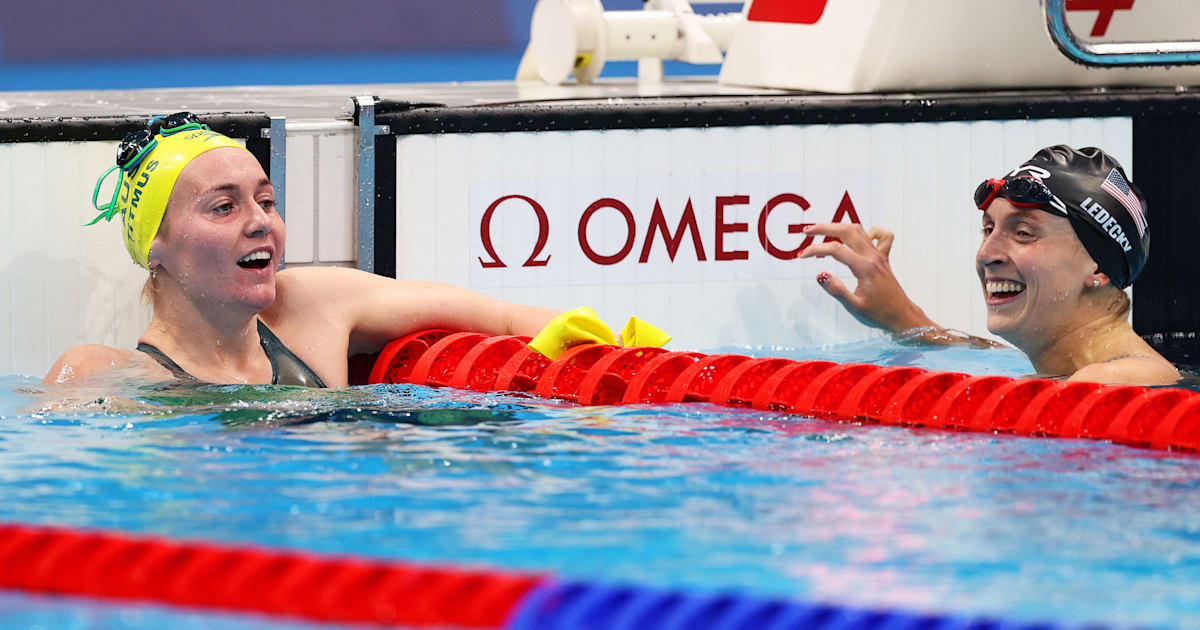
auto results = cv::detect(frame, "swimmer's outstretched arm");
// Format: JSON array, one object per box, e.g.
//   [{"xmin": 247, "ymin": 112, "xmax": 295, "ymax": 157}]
[
  {"xmin": 797, "ymin": 223, "xmax": 998, "ymax": 348},
  {"xmin": 276, "ymin": 266, "xmax": 559, "ymax": 355}
]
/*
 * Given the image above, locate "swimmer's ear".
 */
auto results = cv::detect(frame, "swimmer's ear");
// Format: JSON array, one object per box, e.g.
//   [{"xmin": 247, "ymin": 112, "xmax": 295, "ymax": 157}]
[
  {"xmin": 1087, "ymin": 271, "xmax": 1112, "ymax": 289},
  {"xmin": 147, "ymin": 238, "xmax": 165, "ymax": 270}
]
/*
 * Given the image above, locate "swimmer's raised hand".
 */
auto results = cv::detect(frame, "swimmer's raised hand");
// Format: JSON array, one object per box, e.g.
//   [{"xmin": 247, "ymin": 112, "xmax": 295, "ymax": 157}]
[{"xmin": 797, "ymin": 223, "xmax": 935, "ymax": 334}]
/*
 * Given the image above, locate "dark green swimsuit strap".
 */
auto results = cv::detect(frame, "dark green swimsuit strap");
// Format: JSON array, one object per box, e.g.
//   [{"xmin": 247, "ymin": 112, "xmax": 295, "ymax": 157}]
[
  {"xmin": 135, "ymin": 343, "xmax": 195, "ymax": 382},
  {"xmin": 136, "ymin": 320, "xmax": 328, "ymax": 388},
  {"xmin": 254, "ymin": 320, "xmax": 328, "ymax": 388}
]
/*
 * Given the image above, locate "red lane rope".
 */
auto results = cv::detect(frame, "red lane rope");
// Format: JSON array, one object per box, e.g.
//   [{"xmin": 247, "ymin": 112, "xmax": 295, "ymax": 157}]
[
  {"xmin": 0, "ymin": 523, "xmax": 543, "ymax": 628},
  {"xmin": 369, "ymin": 331, "xmax": 1200, "ymax": 454}
]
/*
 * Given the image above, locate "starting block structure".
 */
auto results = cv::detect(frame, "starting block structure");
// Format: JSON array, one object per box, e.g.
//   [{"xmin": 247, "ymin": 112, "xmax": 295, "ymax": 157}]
[{"xmin": 522, "ymin": 0, "xmax": 1200, "ymax": 91}]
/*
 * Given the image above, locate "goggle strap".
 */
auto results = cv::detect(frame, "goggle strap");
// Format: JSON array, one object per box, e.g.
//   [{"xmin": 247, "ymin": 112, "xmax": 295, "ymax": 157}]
[
  {"xmin": 86, "ymin": 114, "xmax": 207, "ymax": 227},
  {"xmin": 120, "ymin": 138, "xmax": 158, "ymax": 171},
  {"xmin": 159, "ymin": 122, "xmax": 208, "ymax": 137},
  {"xmin": 85, "ymin": 164, "xmax": 126, "ymax": 226}
]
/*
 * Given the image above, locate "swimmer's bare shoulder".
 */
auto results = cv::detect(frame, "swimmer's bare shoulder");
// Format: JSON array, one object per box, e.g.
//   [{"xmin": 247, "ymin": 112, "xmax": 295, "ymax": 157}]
[
  {"xmin": 268, "ymin": 265, "xmax": 367, "ymax": 318},
  {"xmin": 268, "ymin": 265, "xmax": 556, "ymax": 350},
  {"xmin": 1069, "ymin": 356, "xmax": 1180, "ymax": 386},
  {"xmin": 263, "ymin": 266, "xmax": 383, "ymax": 343},
  {"xmin": 43, "ymin": 345, "xmax": 170, "ymax": 385}
]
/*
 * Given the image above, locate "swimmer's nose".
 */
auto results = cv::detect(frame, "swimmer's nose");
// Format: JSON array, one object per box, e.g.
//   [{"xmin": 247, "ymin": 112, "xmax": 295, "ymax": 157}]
[
  {"xmin": 244, "ymin": 200, "xmax": 274, "ymax": 238},
  {"xmin": 976, "ymin": 230, "xmax": 1007, "ymax": 268}
]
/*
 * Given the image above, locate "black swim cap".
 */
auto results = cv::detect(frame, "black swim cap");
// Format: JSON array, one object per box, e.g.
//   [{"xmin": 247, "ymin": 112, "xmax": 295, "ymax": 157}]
[{"xmin": 983, "ymin": 145, "xmax": 1149, "ymax": 289}]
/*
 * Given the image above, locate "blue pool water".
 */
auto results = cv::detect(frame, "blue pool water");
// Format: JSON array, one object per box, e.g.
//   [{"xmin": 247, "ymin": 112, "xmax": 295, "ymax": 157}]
[{"xmin": 1, "ymin": 340, "xmax": 1197, "ymax": 629}]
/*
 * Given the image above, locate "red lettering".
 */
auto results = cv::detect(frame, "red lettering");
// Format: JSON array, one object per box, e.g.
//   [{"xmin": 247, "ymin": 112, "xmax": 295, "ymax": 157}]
[
  {"xmin": 747, "ymin": 0, "xmax": 827, "ymax": 24},
  {"xmin": 478, "ymin": 195, "xmax": 551, "ymax": 269},
  {"xmin": 822, "ymin": 191, "xmax": 863, "ymax": 244},
  {"xmin": 578, "ymin": 198, "xmax": 636, "ymax": 265},
  {"xmin": 1065, "ymin": 0, "xmax": 1134, "ymax": 37},
  {"xmin": 638, "ymin": 198, "xmax": 707, "ymax": 263},
  {"xmin": 480, "ymin": 191, "xmax": 867, "ymax": 269},
  {"xmin": 757, "ymin": 193, "xmax": 813, "ymax": 260},
  {"xmin": 715, "ymin": 195, "xmax": 750, "ymax": 261}
]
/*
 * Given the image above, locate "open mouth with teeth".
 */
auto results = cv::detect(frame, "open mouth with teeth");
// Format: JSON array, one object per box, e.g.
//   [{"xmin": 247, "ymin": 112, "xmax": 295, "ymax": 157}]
[
  {"xmin": 986, "ymin": 280, "xmax": 1026, "ymax": 302},
  {"xmin": 237, "ymin": 250, "xmax": 272, "ymax": 270}
]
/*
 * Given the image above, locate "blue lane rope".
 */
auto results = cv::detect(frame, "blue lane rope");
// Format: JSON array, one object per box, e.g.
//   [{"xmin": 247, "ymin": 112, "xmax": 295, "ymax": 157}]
[{"xmin": 505, "ymin": 580, "xmax": 1128, "ymax": 630}]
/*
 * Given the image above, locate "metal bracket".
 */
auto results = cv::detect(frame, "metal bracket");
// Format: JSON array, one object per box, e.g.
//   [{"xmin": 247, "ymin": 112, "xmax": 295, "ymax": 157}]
[
  {"xmin": 352, "ymin": 96, "xmax": 390, "ymax": 273},
  {"xmin": 1043, "ymin": 0, "xmax": 1200, "ymax": 67},
  {"xmin": 266, "ymin": 117, "xmax": 287, "ymax": 225},
  {"xmin": 262, "ymin": 116, "xmax": 288, "ymax": 269}
]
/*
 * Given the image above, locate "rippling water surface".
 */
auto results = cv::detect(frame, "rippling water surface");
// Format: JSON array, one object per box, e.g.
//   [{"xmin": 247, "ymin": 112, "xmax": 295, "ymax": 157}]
[{"xmin": 1, "ymin": 341, "xmax": 1197, "ymax": 629}]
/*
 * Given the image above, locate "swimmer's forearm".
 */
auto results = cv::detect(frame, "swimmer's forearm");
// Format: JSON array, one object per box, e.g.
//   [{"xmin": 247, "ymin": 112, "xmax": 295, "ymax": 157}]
[
  {"xmin": 894, "ymin": 324, "xmax": 1003, "ymax": 349},
  {"xmin": 857, "ymin": 290, "xmax": 1000, "ymax": 347},
  {"xmin": 873, "ymin": 301, "xmax": 1002, "ymax": 348},
  {"xmin": 503, "ymin": 304, "xmax": 560, "ymax": 337},
  {"xmin": 878, "ymin": 301, "xmax": 937, "ymax": 336}
]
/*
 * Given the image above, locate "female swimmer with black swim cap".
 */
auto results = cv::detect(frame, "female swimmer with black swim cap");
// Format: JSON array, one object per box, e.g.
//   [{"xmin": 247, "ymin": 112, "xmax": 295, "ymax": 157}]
[
  {"xmin": 799, "ymin": 145, "xmax": 1178, "ymax": 385},
  {"xmin": 44, "ymin": 113, "xmax": 559, "ymax": 386}
]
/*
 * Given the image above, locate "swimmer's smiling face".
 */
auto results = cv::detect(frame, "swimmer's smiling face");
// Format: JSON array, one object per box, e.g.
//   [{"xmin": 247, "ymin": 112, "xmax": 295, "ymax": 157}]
[
  {"xmin": 976, "ymin": 198, "xmax": 1097, "ymax": 349},
  {"xmin": 149, "ymin": 147, "xmax": 285, "ymax": 313}
]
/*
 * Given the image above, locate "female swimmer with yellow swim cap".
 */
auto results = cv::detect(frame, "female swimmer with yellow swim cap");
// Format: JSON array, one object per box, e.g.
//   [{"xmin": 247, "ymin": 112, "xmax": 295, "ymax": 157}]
[{"xmin": 44, "ymin": 113, "xmax": 562, "ymax": 387}]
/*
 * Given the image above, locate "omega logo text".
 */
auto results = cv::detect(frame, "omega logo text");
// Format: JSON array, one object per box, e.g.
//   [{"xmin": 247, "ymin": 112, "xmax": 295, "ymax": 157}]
[{"xmin": 478, "ymin": 192, "xmax": 863, "ymax": 269}]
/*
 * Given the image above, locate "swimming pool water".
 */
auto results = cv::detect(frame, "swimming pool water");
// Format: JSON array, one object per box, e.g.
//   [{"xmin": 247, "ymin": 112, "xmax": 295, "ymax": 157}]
[{"xmin": 1, "ymin": 340, "xmax": 1197, "ymax": 629}]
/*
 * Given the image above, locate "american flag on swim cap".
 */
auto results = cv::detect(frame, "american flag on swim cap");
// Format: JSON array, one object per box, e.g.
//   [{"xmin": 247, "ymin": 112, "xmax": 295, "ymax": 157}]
[{"xmin": 1101, "ymin": 168, "xmax": 1146, "ymax": 237}]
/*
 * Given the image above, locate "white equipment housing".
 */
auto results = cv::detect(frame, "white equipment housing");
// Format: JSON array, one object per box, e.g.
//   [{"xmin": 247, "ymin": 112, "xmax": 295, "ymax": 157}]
[
  {"xmin": 519, "ymin": 0, "xmax": 740, "ymax": 84},
  {"xmin": 523, "ymin": 0, "xmax": 1200, "ymax": 92}
]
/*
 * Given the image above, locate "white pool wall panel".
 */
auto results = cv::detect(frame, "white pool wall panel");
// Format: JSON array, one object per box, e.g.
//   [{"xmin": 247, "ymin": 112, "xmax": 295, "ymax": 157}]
[
  {"xmin": 1, "ymin": 140, "xmax": 152, "ymax": 377},
  {"xmin": 282, "ymin": 127, "xmax": 357, "ymax": 267},
  {"xmin": 283, "ymin": 133, "xmax": 316, "ymax": 264},
  {"xmin": 394, "ymin": 117, "xmax": 1132, "ymax": 350},
  {"xmin": 316, "ymin": 133, "xmax": 356, "ymax": 264}
]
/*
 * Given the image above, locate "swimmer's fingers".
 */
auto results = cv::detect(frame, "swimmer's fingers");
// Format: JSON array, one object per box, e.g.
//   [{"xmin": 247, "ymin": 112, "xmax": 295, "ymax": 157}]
[
  {"xmin": 816, "ymin": 272, "xmax": 859, "ymax": 310},
  {"xmin": 867, "ymin": 227, "xmax": 894, "ymax": 258},
  {"xmin": 797, "ymin": 241, "xmax": 868, "ymax": 274},
  {"xmin": 802, "ymin": 222, "xmax": 874, "ymax": 255}
]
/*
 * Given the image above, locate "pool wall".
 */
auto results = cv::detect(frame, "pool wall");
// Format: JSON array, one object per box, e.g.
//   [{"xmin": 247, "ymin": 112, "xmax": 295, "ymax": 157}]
[
  {"xmin": 7, "ymin": 84, "xmax": 1200, "ymax": 376},
  {"xmin": 386, "ymin": 111, "xmax": 1129, "ymax": 350}
]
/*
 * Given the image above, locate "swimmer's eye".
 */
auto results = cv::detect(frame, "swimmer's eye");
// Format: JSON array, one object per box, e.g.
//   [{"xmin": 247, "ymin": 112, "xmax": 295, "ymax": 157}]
[
  {"xmin": 981, "ymin": 225, "xmax": 993, "ymax": 237},
  {"xmin": 212, "ymin": 202, "xmax": 234, "ymax": 215}
]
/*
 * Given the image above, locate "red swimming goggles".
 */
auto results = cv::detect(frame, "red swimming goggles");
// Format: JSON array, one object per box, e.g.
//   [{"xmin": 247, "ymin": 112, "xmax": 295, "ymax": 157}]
[{"xmin": 973, "ymin": 177, "xmax": 1067, "ymax": 216}]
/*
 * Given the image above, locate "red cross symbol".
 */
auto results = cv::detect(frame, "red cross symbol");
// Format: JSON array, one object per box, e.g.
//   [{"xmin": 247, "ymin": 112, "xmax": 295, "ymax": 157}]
[
  {"xmin": 1065, "ymin": 0, "xmax": 1135, "ymax": 37},
  {"xmin": 747, "ymin": 0, "xmax": 1134, "ymax": 36}
]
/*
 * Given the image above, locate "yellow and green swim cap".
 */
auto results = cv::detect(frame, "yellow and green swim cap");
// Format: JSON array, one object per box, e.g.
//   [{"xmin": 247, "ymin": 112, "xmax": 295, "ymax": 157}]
[{"xmin": 89, "ymin": 113, "xmax": 250, "ymax": 268}]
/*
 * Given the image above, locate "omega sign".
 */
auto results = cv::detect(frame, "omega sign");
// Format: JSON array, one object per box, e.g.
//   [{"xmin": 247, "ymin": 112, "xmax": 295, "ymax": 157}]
[{"xmin": 478, "ymin": 191, "xmax": 863, "ymax": 269}]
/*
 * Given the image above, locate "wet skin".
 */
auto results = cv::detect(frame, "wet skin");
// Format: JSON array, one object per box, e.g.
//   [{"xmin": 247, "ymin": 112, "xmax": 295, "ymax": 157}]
[
  {"xmin": 799, "ymin": 203, "xmax": 1177, "ymax": 384},
  {"xmin": 43, "ymin": 149, "xmax": 559, "ymax": 387},
  {"xmin": 151, "ymin": 148, "xmax": 285, "ymax": 329},
  {"xmin": 976, "ymin": 198, "xmax": 1097, "ymax": 354}
]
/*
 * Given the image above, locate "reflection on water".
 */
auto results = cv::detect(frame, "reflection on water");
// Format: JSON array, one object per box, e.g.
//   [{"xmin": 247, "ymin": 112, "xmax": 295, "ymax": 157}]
[{"xmin": 0, "ymin": 340, "xmax": 1197, "ymax": 629}]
